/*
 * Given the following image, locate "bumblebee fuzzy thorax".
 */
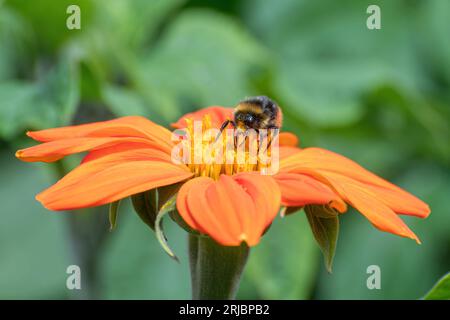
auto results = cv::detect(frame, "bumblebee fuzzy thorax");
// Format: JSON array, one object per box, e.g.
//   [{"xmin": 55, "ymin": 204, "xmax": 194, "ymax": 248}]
[{"xmin": 234, "ymin": 96, "xmax": 282, "ymax": 130}]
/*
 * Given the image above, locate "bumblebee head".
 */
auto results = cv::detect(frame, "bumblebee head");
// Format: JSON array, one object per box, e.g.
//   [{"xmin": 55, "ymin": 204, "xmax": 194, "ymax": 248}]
[{"xmin": 234, "ymin": 111, "xmax": 260, "ymax": 129}]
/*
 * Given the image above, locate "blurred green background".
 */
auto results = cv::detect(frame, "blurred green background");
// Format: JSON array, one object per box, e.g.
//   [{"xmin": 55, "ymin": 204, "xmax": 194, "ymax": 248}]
[{"xmin": 0, "ymin": 0, "xmax": 449, "ymax": 299}]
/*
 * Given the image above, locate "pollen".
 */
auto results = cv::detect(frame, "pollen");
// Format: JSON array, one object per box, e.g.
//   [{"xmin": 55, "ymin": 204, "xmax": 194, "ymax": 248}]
[
  {"xmin": 179, "ymin": 115, "xmax": 277, "ymax": 180},
  {"xmin": 239, "ymin": 233, "xmax": 248, "ymax": 241}
]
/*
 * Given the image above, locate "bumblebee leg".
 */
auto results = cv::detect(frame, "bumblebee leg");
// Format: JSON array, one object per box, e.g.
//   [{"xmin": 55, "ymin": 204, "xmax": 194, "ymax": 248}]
[
  {"xmin": 257, "ymin": 129, "xmax": 267, "ymax": 151},
  {"xmin": 215, "ymin": 120, "xmax": 235, "ymax": 142},
  {"xmin": 235, "ymin": 128, "xmax": 243, "ymax": 148},
  {"xmin": 237, "ymin": 128, "xmax": 259, "ymax": 150},
  {"xmin": 264, "ymin": 127, "xmax": 279, "ymax": 153}
]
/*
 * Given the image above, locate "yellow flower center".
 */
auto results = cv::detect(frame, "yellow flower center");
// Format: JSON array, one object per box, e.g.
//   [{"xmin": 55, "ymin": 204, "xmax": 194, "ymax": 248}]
[{"xmin": 176, "ymin": 115, "xmax": 277, "ymax": 180}]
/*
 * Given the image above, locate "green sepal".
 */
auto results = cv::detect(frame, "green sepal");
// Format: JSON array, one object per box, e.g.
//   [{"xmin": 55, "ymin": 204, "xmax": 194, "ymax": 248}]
[
  {"xmin": 131, "ymin": 182, "xmax": 183, "ymax": 230},
  {"xmin": 155, "ymin": 193, "xmax": 179, "ymax": 262},
  {"xmin": 131, "ymin": 182, "xmax": 196, "ymax": 261},
  {"xmin": 158, "ymin": 182, "xmax": 183, "ymax": 209},
  {"xmin": 280, "ymin": 206, "xmax": 303, "ymax": 217},
  {"xmin": 305, "ymin": 205, "xmax": 339, "ymax": 273},
  {"xmin": 131, "ymin": 189, "xmax": 158, "ymax": 230},
  {"xmin": 169, "ymin": 209, "xmax": 199, "ymax": 235},
  {"xmin": 108, "ymin": 200, "xmax": 121, "ymax": 231}
]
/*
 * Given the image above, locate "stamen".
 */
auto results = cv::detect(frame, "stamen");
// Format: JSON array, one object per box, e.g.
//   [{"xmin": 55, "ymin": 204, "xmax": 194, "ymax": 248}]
[{"xmin": 184, "ymin": 115, "xmax": 275, "ymax": 180}]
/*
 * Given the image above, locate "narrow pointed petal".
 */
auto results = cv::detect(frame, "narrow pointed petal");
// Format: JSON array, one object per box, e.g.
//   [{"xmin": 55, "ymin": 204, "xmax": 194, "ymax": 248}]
[
  {"xmin": 27, "ymin": 116, "xmax": 174, "ymax": 153},
  {"xmin": 16, "ymin": 137, "xmax": 157, "ymax": 162},
  {"xmin": 81, "ymin": 142, "xmax": 167, "ymax": 164},
  {"xmin": 37, "ymin": 158, "xmax": 193, "ymax": 211},
  {"xmin": 323, "ymin": 173, "xmax": 421, "ymax": 243},
  {"xmin": 274, "ymin": 173, "xmax": 346, "ymax": 212},
  {"xmin": 280, "ymin": 147, "xmax": 430, "ymax": 218},
  {"xmin": 176, "ymin": 174, "xmax": 281, "ymax": 246},
  {"xmin": 171, "ymin": 106, "xmax": 233, "ymax": 129},
  {"xmin": 355, "ymin": 183, "xmax": 430, "ymax": 218},
  {"xmin": 49, "ymin": 148, "xmax": 176, "ymax": 191}
]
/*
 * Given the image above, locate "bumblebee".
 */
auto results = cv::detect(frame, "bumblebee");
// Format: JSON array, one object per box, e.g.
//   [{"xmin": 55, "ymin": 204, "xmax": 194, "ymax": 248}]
[
  {"xmin": 217, "ymin": 96, "xmax": 282, "ymax": 149},
  {"xmin": 219, "ymin": 96, "xmax": 282, "ymax": 133}
]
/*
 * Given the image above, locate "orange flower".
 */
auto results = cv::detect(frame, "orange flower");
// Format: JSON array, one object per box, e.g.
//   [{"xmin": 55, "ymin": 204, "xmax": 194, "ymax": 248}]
[{"xmin": 16, "ymin": 107, "xmax": 430, "ymax": 246}]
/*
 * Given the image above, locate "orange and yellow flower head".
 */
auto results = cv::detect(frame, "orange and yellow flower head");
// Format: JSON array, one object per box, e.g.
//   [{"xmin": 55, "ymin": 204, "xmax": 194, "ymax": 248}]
[{"xmin": 16, "ymin": 106, "xmax": 430, "ymax": 247}]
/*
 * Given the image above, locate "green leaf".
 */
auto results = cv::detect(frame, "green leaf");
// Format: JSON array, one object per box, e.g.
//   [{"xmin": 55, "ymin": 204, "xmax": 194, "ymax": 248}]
[
  {"xmin": 0, "ymin": 81, "xmax": 36, "ymax": 138},
  {"xmin": 0, "ymin": 59, "xmax": 79, "ymax": 139},
  {"xmin": 109, "ymin": 200, "xmax": 121, "ymax": 231},
  {"xmin": 155, "ymin": 194, "xmax": 179, "ymax": 262},
  {"xmin": 92, "ymin": 0, "xmax": 186, "ymax": 51},
  {"xmin": 139, "ymin": 9, "xmax": 269, "ymax": 110},
  {"xmin": 417, "ymin": 0, "xmax": 450, "ymax": 84},
  {"xmin": 246, "ymin": 0, "xmax": 425, "ymax": 127},
  {"xmin": 423, "ymin": 273, "xmax": 450, "ymax": 300},
  {"xmin": 6, "ymin": 0, "xmax": 94, "ymax": 52},
  {"xmin": 102, "ymin": 85, "xmax": 162, "ymax": 121},
  {"xmin": 0, "ymin": 7, "xmax": 34, "ymax": 80},
  {"xmin": 0, "ymin": 150, "xmax": 68, "ymax": 298},
  {"xmin": 305, "ymin": 205, "xmax": 339, "ymax": 273}
]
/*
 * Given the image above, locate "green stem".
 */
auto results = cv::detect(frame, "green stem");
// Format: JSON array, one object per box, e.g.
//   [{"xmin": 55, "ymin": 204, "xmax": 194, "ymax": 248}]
[{"xmin": 188, "ymin": 234, "xmax": 249, "ymax": 300}]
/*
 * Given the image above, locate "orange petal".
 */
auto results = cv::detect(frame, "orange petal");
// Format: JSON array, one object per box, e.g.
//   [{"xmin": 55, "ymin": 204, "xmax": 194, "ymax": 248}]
[
  {"xmin": 81, "ymin": 142, "xmax": 165, "ymax": 164},
  {"xmin": 27, "ymin": 116, "xmax": 173, "ymax": 153},
  {"xmin": 281, "ymin": 147, "xmax": 403, "ymax": 190},
  {"xmin": 280, "ymin": 146, "xmax": 302, "ymax": 159},
  {"xmin": 233, "ymin": 173, "xmax": 282, "ymax": 229},
  {"xmin": 176, "ymin": 177, "xmax": 211, "ymax": 234},
  {"xmin": 171, "ymin": 106, "xmax": 233, "ymax": 129},
  {"xmin": 176, "ymin": 173, "xmax": 281, "ymax": 246},
  {"xmin": 178, "ymin": 176, "xmax": 247, "ymax": 245},
  {"xmin": 37, "ymin": 157, "xmax": 193, "ymax": 211},
  {"xmin": 274, "ymin": 172, "xmax": 346, "ymax": 212},
  {"xmin": 279, "ymin": 132, "xmax": 299, "ymax": 147},
  {"xmin": 50, "ymin": 148, "xmax": 176, "ymax": 191},
  {"xmin": 280, "ymin": 147, "xmax": 430, "ymax": 218},
  {"xmin": 323, "ymin": 173, "xmax": 421, "ymax": 243},
  {"xmin": 16, "ymin": 137, "xmax": 158, "ymax": 162}
]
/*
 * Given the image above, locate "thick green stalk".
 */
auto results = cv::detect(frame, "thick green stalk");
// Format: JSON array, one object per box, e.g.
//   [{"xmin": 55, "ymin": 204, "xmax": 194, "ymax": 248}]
[{"xmin": 188, "ymin": 234, "xmax": 249, "ymax": 300}]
